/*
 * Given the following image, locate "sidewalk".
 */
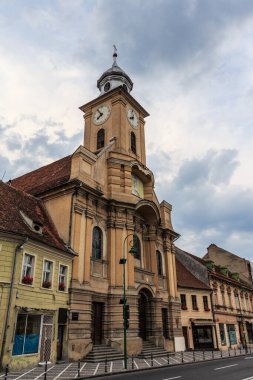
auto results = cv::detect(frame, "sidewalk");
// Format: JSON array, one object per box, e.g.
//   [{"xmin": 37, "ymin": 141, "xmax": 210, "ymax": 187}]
[{"xmin": 0, "ymin": 348, "xmax": 251, "ymax": 380}]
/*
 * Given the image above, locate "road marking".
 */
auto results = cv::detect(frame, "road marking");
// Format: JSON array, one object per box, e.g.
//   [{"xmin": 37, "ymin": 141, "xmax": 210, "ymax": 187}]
[
  {"xmin": 110, "ymin": 361, "xmax": 113, "ymax": 372},
  {"xmin": 144, "ymin": 359, "xmax": 151, "ymax": 367},
  {"xmin": 244, "ymin": 357, "xmax": 253, "ymax": 359},
  {"xmin": 93, "ymin": 363, "xmax": 100, "ymax": 376},
  {"xmin": 214, "ymin": 364, "xmax": 238, "ymax": 370},
  {"xmin": 12, "ymin": 367, "xmax": 36, "ymax": 380},
  {"xmin": 134, "ymin": 360, "xmax": 139, "ymax": 369},
  {"xmin": 74, "ymin": 362, "xmax": 87, "ymax": 378},
  {"xmin": 154, "ymin": 358, "xmax": 162, "ymax": 366},
  {"xmin": 162, "ymin": 377, "xmax": 182, "ymax": 380},
  {"xmin": 53, "ymin": 363, "xmax": 72, "ymax": 380},
  {"xmin": 34, "ymin": 365, "xmax": 55, "ymax": 380},
  {"xmin": 241, "ymin": 377, "xmax": 253, "ymax": 380}
]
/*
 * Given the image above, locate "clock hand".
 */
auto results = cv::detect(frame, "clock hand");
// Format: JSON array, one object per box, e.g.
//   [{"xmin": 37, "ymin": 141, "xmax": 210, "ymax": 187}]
[{"xmin": 97, "ymin": 112, "xmax": 104, "ymax": 120}]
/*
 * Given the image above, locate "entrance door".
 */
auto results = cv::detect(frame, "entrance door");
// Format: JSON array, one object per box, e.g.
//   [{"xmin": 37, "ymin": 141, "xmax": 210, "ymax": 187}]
[
  {"xmin": 182, "ymin": 327, "xmax": 189, "ymax": 349},
  {"xmin": 57, "ymin": 325, "xmax": 64, "ymax": 361},
  {"xmin": 139, "ymin": 289, "xmax": 152, "ymax": 340},
  {"xmin": 92, "ymin": 302, "xmax": 104, "ymax": 345},
  {"xmin": 40, "ymin": 315, "xmax": 53, "ymax": 362},
  {"xmin": 162, "ymin": 308, "xmax": 169, "ymax": 339}
]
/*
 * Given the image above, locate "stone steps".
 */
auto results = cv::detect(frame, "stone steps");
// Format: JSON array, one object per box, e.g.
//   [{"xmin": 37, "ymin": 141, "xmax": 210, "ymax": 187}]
[
  {"xmin": 137, "ymin": 341, "xmax": 169, "ymax": 358},
  {"xmin": 84, "ymin": 345, "xmax": 124, "ymax": 363}
]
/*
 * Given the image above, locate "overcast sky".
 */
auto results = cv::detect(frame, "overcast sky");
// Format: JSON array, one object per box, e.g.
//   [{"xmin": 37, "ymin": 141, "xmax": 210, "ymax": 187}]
[{"xmin": 1, "ymin": 0, "xmax": 253, "ymax": 260}]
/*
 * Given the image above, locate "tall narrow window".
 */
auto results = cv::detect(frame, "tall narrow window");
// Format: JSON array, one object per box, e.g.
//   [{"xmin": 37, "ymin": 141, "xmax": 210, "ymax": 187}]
[
  {"xmin": 58, "ymin": 265, "xmax": 68, "ymax": 291},
  {"xmin": 22, "ymin": 254, "xmax": 35, "ymax": 285},
  {"xmin": 92, "ymin": 227, "xmax": 103, "ymax": 260},
  {"xmin": 156, "ymin": 251, "xmax": 163, "ymax": 276},
  {"xmin": 203, "ymin": 296, "xmax": 209, "ymax": 311},
  {"xmin": 131, "ymin": 132, "xmax": 136, "ymax": 154},
  {"xmin": 97, "ymin": 129, "xmax": 105, "ymax": 150},
  {"xmin": 132, "ymin": 234, "xmax": 141, "ymax": 260},
  {"xmin": 180, "ymin": 294, "xmax": 187, "ymax": 310},
  {"xmin": 235, "ymin": 292, "xmax": 240, "ymax": 309},
  {"xmin": 191, "ymin": 295, "xmax": 198, "ymax": 310},
  {"xmin": 42, "ymin": 260, "xmax": 53, "ymax": 289}
]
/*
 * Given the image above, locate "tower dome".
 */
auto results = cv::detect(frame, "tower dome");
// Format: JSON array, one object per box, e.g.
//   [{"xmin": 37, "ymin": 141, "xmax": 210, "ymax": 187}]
[{"xmin": 97, "ymin": 46, "xmax": 133, "ymax": 95}]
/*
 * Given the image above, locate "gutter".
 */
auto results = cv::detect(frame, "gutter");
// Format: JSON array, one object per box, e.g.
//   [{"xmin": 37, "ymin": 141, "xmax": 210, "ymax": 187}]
[{"xmin": 0, "ymin": 238, "xmax": 27, "ymax": 369}]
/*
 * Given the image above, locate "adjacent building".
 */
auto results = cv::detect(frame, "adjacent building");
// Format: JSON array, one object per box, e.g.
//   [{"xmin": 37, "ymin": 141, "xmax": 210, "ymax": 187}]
[
  {"xmin": 176, "ymin": 248, "xmax": 216, "ymax": 350},
  {"xmin": 204, "ymin": 259, "xmax": 253, "ymax": 350},
  {"xmin": 0, "ymin": 182, "xmax": 75, "ymax": 370},
  {"xmin": 11, "ymin": 52, "xmax": 184, "ymax": 359}
]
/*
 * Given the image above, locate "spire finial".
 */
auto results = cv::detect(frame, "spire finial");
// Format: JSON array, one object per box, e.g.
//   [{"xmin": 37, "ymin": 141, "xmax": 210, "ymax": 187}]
[{"xmin": 113, "ymin": 44, "xmax": 118, "ymax": 65}]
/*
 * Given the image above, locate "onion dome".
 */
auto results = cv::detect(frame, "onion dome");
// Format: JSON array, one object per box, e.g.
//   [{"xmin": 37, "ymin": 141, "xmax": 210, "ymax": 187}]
[{"xmin": 97, "ymin": 45, "xmax": 133, "ymax": 95}]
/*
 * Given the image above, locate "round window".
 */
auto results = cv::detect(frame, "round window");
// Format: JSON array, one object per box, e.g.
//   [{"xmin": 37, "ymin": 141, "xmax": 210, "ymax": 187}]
[{"xmin": 104, "ymin": 82, "xmax": 111, "ymax": 92}]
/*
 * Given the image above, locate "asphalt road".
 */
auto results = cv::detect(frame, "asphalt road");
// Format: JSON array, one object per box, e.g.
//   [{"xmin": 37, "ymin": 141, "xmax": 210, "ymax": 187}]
[{"xmin": 94, "ymin": 356, "xmax": 253, "ymax": 380}]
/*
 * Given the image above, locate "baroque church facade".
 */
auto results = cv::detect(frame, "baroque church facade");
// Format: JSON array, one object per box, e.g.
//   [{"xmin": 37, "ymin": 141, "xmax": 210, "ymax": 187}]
[{"xmin": 12, "ymin": 51, "xmax": 184, "ymax": 359}]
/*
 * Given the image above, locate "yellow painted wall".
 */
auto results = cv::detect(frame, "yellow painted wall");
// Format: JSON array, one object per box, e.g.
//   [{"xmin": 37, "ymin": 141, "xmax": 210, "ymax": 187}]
[{"xmin": 0, "ymin": 236, "xmax": 73, "ymax": 370}]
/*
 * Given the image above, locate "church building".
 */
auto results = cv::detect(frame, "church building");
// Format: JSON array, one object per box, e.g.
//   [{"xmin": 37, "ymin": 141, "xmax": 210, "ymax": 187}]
[{"xmin": 12, "ymin": 50, "xmax": 184, "ymax": 359}]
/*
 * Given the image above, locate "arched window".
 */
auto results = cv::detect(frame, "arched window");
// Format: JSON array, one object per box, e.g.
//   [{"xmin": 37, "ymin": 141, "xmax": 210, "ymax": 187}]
[
  {"xmin": 131, "ymin": 132, "xmax": 136, "ymax": 154},
  {"xmin": 156, "ymin": 250, "xmax": 163, "ymax": 276},
  {"xmin": 92, "ymin": 227, "xmax": 103, "ymax": 260},
  {"xmin": 133, "ymin": 234, "xmax": 141, "ymax": 260},
  {"xmin": 97, "ymin": 129, "xmax": 105, "ymax": 150}
]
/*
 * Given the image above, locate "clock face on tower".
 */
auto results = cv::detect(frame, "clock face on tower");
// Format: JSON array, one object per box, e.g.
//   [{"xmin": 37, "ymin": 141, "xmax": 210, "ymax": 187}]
[
  {"xmin": 93, "ymin": 105, "xmax": 111, "ymax": 125},
  {"xmin": 127, "ymin": 108, "xmax": 139, "ymax": 129}
]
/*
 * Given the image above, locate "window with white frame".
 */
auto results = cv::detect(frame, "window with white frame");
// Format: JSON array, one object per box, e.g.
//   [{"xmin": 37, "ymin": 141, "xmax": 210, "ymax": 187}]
[
  {"xmin": 22, "ymin": 254, "xmax": 35, "ymax": 285},
  {"xmin": 42, "ymin": 260, "xmax": 53, "ymax": 288},
  {"xmin": 58, "ymin": 264, "xmax": 68, "ymax": 291}
]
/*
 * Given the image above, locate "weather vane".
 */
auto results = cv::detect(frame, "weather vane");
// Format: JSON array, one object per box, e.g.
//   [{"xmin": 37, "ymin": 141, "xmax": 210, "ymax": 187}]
[{"xmin": 113, "ymin": 44, "xmax": 118, "ymax": 64}]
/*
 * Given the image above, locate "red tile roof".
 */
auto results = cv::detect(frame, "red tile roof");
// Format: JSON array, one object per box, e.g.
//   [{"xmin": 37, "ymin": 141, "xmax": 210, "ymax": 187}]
[
  {"xmin": 176, "ymin": 258, "xmax": 211, "ymax": 290},
  {"xmin": 0, "ymin": 181, "xmax": 72, "ymax": 253},
  {"xmin": 11, "ymin": 155, "xmax": 72, "ymax": 195}
]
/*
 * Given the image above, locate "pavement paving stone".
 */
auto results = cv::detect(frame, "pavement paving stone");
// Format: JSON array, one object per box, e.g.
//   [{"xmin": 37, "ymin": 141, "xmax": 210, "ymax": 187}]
[{"xmin": 0, "ymin": 349, "xmax": 251, "ymax": 379}]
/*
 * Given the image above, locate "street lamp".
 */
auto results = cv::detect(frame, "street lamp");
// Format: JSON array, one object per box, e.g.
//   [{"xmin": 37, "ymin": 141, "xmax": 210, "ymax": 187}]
[{"xmin": 119, "ymin": 232, "xmax": 138, "ymax": 370}]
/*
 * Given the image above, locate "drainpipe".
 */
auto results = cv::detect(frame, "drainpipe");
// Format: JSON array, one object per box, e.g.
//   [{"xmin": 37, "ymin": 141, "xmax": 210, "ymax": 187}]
[{"xmin": 0, "ymin": 238, "xmax": 27, "ymax": 369}]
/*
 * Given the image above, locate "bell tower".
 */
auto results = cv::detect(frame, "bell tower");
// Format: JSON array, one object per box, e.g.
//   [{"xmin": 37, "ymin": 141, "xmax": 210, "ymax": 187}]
[{"xmin": 80, "ymin": 48, "xmax": 149, "ymax": 166}]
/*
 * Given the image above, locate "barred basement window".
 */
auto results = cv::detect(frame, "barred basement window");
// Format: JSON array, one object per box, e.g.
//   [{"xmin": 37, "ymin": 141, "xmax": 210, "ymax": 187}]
[{"xmin": 12, "ymin": 314, "xmax": 41, "ymax": 355}]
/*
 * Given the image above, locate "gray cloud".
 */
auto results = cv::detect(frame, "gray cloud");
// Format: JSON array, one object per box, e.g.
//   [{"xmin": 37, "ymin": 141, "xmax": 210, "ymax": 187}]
[{"xmin": 150, "ymin": 149, "xmax": 253, "ymax": 257}]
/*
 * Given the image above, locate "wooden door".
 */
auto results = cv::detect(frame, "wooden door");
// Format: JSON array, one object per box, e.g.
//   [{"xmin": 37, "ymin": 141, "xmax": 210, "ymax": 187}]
[
  {"xmin": 92, "ymin": 302, "xmax": 104, "ymax": 345},
  {"xmin": 182, "ymin": 326, "xmax": 189, "ymax": 349}
]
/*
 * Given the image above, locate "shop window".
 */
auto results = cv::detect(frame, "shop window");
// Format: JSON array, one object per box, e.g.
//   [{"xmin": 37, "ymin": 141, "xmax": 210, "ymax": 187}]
[
  {"xmin": 203, "ymin": 296, "xmax": 210, "ymax": 311},
  {"xmin": 22, "ymin": 253, "xmax": 35, "ymax": 285},
  {"xmin": 12, "ymin": 314, "xmax": 41, "ymax": 356},
  {"xmin": 131, "ymin": 132, "xmax": 136, "ymax": 154},
  {"xmin": 156, "ymin": 251, "xmax": 163, "ymax": 276},
  {"xmin": 58, "ymin": 264, "xmax": 68, "ymax": 291},
  {"xmin": 42, "ymin": 260, "xmax": 53, "ymax": 289},
  {"xmin": 219, "ymin": 323, "xmax": 226, "ymax": 345},
  {"xmin": 180, "ymin": 294, "xmax": 187, "ymax": 310},
  {"xmin": 226, "ymin": 324, "xmax": 237, "ymax": 345},
  {"xmin": 97, "ymin": 129, "xmax": 105, "ymax": 150},
  {"xmin": 247, "ymin": 323, "xmax": 253, "ymax": 344},
  {"xmin": 92, "ymin": 227, "xmax": 103, "ymax": 260},
  {"xmin": 192, "ymin": 295, "xmax": 198, "ymax": 310}
]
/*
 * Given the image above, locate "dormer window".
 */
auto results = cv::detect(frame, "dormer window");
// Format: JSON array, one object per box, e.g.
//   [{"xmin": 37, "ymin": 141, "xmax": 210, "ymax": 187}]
[{"xmin": 19, "ymin": 210, "xmax": 43, "ymax": 235}]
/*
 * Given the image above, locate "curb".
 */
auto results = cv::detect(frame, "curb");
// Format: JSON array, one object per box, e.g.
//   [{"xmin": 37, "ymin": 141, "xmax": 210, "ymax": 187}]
[{"xmin": 74, "ymin": 353, "xmax": 249, "ymax": 379}]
